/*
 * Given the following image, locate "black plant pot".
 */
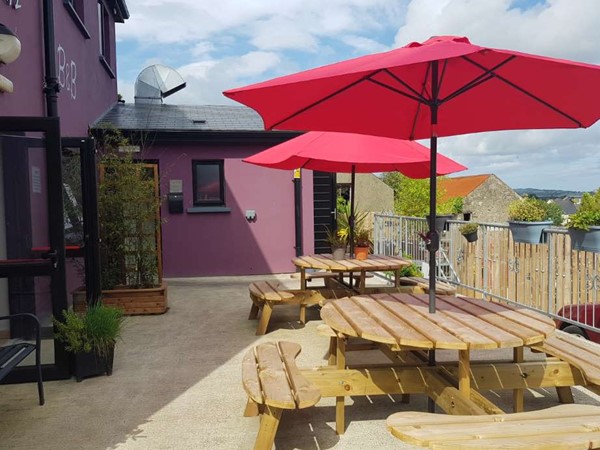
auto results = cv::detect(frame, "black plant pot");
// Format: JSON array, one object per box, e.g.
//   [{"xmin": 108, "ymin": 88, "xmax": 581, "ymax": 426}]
[
  {"xmin": 462, "ymin": 231, "xmax": 478, "ymax": 243},
  {"xmin": 72, "ymin": 347, "xmax": 114, "ymax": 382},
  {"xmin": 427, "ymin": 214, "xmax": 453, "ymax": 233}
]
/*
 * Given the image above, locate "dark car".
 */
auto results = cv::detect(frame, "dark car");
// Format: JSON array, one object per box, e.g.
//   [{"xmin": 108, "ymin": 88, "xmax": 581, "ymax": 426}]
[{"xmin": 555, "ymin": 304, "xmax": 600, "ymax": 344}]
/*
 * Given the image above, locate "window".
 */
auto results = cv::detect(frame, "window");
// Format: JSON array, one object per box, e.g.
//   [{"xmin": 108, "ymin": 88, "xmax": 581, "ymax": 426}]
[
  {"xmin": 98, "ymin": 1, "xmax": 114, "ymax": 78},
  {"xmin": 64, "ymin": 0, "xmax": 91, "ymax": 38},
  {"xmin": 193, "ymin": 160, "xmax": 225, "ymax": 207}
]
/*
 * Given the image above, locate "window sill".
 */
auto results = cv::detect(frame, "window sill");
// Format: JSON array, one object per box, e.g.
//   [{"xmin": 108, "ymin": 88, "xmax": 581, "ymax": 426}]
[
  {"xmin": 64, "ymin": 1, "xmax": 91, "ymax": 39},
  {"xmin": 187, "ymin": 206, "xmax": 231, "ymax": 214},
  {"xmin": 99, "ymin": 56, "xmax": 116, "ymax": 79}
]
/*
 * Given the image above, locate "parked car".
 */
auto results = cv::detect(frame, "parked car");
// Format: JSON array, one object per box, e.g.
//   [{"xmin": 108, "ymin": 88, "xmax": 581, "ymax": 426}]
[{"xmin": 555, "ymin": 304, "xmax": 600, "ymax": 343}]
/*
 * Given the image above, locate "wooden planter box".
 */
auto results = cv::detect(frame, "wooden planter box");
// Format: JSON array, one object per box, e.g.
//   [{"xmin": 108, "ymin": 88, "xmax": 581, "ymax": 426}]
[{"xmin": 73, "ymin": 282, "xmax": 168, "ymax": 315}]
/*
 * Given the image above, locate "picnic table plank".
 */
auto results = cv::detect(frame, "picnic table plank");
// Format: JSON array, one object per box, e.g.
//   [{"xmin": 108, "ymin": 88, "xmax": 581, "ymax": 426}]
[
  {"xmin": 386, "ymin": 293, "xmax": 500, "ymax": 349},
  {"xmin": 278, "ymin": 342, "xmax": 321, "ymax": 408},
  {"xmin": 440, "ymin": 296, "xmax": 548, "ymax": 345},
  {"xmin": 249, "ymin": 281, "xmax": 295, "ymax": 302},
  {"xmin": 242, "ymin": 349, "xmax": 263, "ymax": 404},
  {"xmin": 354, "ymin": 295, "xmax": 434, "ymax": 348},
  {"xmin": 320, "ymin": 303, "xmax": 359, "ymax": 338},
  {"xmin": 255, "ymin": 342, "xmax": 296, "ymax": 409},
  {"xmin": 374, "ymin": 294, "xmax": 466, "ymax": 349},
  {"xmin": 331, "ymin": 297, "xmax": 396, "ymax": 344},
  {"xmin": 410, "ymin": 294, "xmax": 524, "ymax": 348},
  {"xmin": 387, "ymin": 404, "xmax": 600, "ymax": 450}
]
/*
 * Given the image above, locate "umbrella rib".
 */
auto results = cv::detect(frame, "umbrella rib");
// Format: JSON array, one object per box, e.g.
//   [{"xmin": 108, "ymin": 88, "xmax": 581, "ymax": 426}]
[
  {"xmin": 440, "ymin": 55, "xmax": 517, "ymax": 105},
  {"xmin": 269, "ymin": 69, "xmax": 386, "ymax": 130},
  {"xmin": 367, "ymin": 78, "xmax": 427, "ymax": 104},
  {"xmin": 461, "ymin": 55, "xmax": 584, "ymax": 127},
  {"xmin": 409, "ymin": 62, "xmax": 433, "ymax": 141},
  {"xmin": 380, "ymin": 69, "xmax": 430, "ymax": 102}
]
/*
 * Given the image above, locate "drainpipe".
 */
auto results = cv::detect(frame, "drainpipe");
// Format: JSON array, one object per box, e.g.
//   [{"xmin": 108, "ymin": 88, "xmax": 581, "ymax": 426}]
[{"xmin": 43, "ymin": 0, "xmax": 59, "ymax": 117}]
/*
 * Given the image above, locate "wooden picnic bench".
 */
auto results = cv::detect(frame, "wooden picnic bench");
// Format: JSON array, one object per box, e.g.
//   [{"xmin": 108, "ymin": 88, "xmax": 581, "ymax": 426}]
[
  {"xmin": 386, "ymin": 404, "xmax": 600, "ymax": 449},
  {"xmin": 0, "ymin": 313, "xmax": 44, "ymax": 405},
  {"xmin": 248, "ymin": 281, "xmax": 347, "ymax": 335},
  {"xmin": 530, "ymin": 329, "xmax": 600, "ymax": 395},
  {"xmin": 398, "ymin": 276, "xmax": 457, "ymax": 295},
  {"xmin": 242, "ymin": 341, "xmax": 321, "ymax": 450}
]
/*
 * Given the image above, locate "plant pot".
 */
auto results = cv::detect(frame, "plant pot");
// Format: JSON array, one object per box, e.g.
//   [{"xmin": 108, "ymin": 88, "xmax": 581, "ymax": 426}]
[
  {"xmin": 462, "ymin": 231, "xmax": 478, "ymax": 243},
  {"xmin": 427, "ymin": 214, "xmax": 453, "ymax": 233},
  {"xmin": 332, "ymin": 247, "xmax": 346, "ymax": 260},
  {"xmin": 568, "ymin": 226, "xmax": 600, "ymax": 252},
  {"xmin": 73, "ymin": 282, "xmax": 168, "ymax": 315},
  {"xmin": 508, "ymin": 221, "xmax": 551, "ymax": 244},
  {"xmin": 72, "ymin": 347, "xmax": 114, "ymax": 382},
  {"xmin": 354, "ymin": 247, "xmax": 369, "ymax": 260}
]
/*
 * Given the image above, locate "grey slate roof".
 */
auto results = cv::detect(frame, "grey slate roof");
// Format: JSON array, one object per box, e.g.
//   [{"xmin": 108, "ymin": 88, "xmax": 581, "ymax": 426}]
[
  {"xmin": 93, "ymin": 103, "xmax": 270, "ymax": 132},
  {"xmin": 551, "ymin": 197, "xmax": 578, "ymax": 215}
]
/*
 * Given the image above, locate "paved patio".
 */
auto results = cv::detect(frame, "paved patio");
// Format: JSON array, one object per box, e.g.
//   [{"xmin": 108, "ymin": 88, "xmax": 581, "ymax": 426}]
[{"xmin": 1, "ymin": 274, "xmax": 599, "ymax": 449}]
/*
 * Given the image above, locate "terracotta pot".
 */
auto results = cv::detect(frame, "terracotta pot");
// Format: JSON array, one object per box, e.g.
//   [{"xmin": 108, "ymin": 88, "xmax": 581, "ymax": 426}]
[{"xmin": 354, "ymin": 247, "xmax": 369, "ymax": 260}]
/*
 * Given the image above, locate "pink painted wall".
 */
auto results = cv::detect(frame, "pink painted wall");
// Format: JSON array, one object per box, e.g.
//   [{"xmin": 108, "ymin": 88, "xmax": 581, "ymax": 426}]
[
  {"xmin": 0, "ymin": 0, "xmax": 119, "ymax": 136},
  {"xmin": 142, "ymin": 142, "xmax": 315, "ymax": 277}
]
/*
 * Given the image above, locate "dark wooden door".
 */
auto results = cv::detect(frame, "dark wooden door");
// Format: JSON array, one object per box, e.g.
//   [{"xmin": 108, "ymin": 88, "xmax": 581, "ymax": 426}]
[{"xmin": 313, "ymin": 171, "xmax": 336, "ymax": 254}]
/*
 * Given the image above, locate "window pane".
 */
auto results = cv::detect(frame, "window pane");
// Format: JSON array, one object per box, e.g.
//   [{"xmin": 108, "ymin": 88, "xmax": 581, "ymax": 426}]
[{"xmin": 195, "ymin": 164, "xmax": 221, "ymax": 202}]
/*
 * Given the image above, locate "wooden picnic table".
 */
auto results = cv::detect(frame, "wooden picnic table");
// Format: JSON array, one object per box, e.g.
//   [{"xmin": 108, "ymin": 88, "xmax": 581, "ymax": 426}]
[
  {"xmin": 292, "ymin": 254, "xmax": 411, "ymax": 292},
  {"xmin": 320, "ymin": 292, "xmax": 557, "ymax": 433}
]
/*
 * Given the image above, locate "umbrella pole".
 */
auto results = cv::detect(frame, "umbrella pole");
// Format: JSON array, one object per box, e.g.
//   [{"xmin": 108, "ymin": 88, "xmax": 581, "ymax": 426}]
[
  {"xmin": 349, "ymin": 165, "xmax": 356, "ymax": 257},
  {"xmin": 428, "ymin": 61, "xmax": 440, "ymax": 314}
]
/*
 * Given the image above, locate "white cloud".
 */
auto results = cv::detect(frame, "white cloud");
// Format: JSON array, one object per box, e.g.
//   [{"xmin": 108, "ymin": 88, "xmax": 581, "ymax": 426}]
[{"xmin": 116, "ymin": 0, "xmax": 600, "ymax": 190}]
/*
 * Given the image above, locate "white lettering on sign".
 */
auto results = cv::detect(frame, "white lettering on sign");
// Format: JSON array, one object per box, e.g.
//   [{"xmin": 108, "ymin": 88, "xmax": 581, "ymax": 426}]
[
  {"xmin": 4, "ymin": 0, "xmax": 21, "ymax": 9},
  {"xmin": 57, "ymin": 45, "xmax": 77, "ymax": 100}
]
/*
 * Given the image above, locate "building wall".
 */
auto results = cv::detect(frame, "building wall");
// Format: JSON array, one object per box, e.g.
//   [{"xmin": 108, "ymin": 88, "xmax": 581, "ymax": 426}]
[
  {"xmin": 463, "ymin": 174, "xmax": 520, "ymax": 223},
  {"xmin": 141, "ymin": 143, "xmax": 315, "ymax": 277},
  {"xmin": 0, "ymin": 0, "xmax": 119, "ymax": 136},
  {"xmin": 336, "ymin": 173, "xmax": 394, "ymax": 213}
]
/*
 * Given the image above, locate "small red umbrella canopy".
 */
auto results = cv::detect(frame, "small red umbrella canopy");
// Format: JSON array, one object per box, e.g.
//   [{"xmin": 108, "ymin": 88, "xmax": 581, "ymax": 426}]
[
  {"xmin": 225, "ymin": 35, "xmax": 600, "ymax": 313},
  {"xmin": 244, "ymin": 131, "xmax": 466, "ymax": 253}
]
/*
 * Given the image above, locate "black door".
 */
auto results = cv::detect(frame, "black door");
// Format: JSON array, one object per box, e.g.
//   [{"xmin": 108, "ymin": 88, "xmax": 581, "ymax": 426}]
[
  {"xmin": 0, "ymin": 117, "xmax": 70, "ymax": 382},
  {"xmin": 313, "ymin": 171, "xmax": 336, "ymax": 253}
]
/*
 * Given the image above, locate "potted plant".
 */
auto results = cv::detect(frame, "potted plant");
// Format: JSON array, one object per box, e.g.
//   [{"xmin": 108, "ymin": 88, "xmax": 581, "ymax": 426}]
[
  {"xmin": 73, "ymin": 129, "xmax": 167, "ymax": 315},
  {"xmin": 459, "ymin": 222, "xmax": 479, "ymax": 243},
  {"xmin": 325, "ymin": 227, "xmax": 347, "ymax": 260},
  {"xmin": 53, "ymin": 303, "xmax": 125, "ymax": 382},
  {"xmin": 567, "ymin": 189, "xmax": 600, "ymax": 252},
  {"xmin": 507, "ymin": 196, "xmax": 552, "ymax": 244},
  {"xmin": 353, "ymin": 228, "xmax": 372, "ymax": 260}
]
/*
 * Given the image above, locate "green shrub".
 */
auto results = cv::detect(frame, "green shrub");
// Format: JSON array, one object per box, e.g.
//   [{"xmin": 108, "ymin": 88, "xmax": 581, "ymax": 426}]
[
  {"xmin": 459, "ymin": 222, "xmax": 479, "ymax": 235},
  {"xmin": 53, "ymin": 304, "xmax": 125, "ymax": 357},
  {"xmin": 398, "ymin": 262, "xmax": 423, "ymax": 277},
  {"xmin": 507, "ymin": 196, "xmax": 549, "ymax": 222},
  {"xmin": 568, "ymin": 189, "xmax": 600, "ymax": 231}
]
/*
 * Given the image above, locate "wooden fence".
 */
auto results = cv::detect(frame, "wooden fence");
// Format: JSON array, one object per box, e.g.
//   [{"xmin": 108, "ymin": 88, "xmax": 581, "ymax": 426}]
[{"xmin": 373, "ymin": 214, "xmax": 600, "ymax": 331}]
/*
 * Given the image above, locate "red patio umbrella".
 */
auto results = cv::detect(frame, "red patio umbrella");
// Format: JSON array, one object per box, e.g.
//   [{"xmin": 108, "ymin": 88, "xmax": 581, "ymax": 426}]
[
  {"xmin": 244, "ymin": 130, "xmax": 466, "ymax": 254},
  {"xmin": 224, "ymin": 35, "xmax": 600, "ymax": 312}
]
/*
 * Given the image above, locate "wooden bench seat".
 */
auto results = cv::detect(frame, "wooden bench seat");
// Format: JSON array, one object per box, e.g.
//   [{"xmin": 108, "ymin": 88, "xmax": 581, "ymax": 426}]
[
  {"xmin": 248, "ymin": 281, "xmax": 327, "ymax": 335},
  {"xmin": 386, "ymin": 404, "xmax": 600, "ymax": 449},
  {"xmin": 242, "ymin": 341, "xmax": 321, "ymax": 450},
  {"xmin": 530, "ymin": 329, "xmax": 600, "ymax": 390},
  {"xmin": 398, "ymin": 276, "xmax": 457, "ymax": 295}
]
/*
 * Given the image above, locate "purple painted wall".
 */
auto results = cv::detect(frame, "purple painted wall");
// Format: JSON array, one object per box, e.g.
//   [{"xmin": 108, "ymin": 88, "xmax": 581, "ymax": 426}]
[
  {"xmin": 141, "ymin": 143, "xmax": 314, "ymax": 277},
  {"xmin": 0, "ymin": 0, "xmax": 119, "ymax": 136}
]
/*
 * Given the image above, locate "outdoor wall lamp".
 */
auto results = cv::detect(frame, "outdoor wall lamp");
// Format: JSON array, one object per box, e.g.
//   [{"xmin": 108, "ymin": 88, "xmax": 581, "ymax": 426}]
[
  {"xmin": 0, "ymin": 23, "xmax": 21, "ymax": 64},
  {"xmin": 0, "ymin": 23, "xmax": 20, "ymax": 93}
]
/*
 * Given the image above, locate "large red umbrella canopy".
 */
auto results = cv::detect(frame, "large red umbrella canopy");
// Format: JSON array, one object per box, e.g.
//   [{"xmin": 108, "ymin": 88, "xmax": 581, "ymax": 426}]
[
  {"xmin": 243, "ymin": 131, "xmax": 466, "ymax": 176},
  {"xmin": 225, "ymin": 35, "xmax": 600, "ymax": 313},
  {"xmin": 224, "ymin": 35, "xmax": 600, "ymax": 139}
]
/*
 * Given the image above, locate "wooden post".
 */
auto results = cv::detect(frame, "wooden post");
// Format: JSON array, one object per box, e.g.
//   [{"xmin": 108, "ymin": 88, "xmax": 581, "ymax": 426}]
[
  {"xmin": 513, "ymin": 346, "xmax": 524, "ymax": 412},
  {"xmin": 336, "ymin": 336, "xmax": 346, "ymax": 435},
  {"xmin": 256, "ymin": 302, "xmax": 273, "ymax": 335},
  {"xmin": 254, "ymin": 405, "xmax": 282, "ymax": 450},
  {"xmin": 458, "ymin": 349, "xmax": 471, "ymax": 398}
]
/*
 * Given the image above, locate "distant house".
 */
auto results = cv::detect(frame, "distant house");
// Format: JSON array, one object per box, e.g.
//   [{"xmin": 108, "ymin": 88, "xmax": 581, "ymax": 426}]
[
  {"xmin": 550, "ymin": 197, "xmax": 579, "ymax": 225},
  {"xmin": 94, "ymin": 103, "xmax": 318, "ymax": 277},
  {"xmin": 440, "ymin": 174, "xmax": 520, "ymax": 223},
  {"xmin": 336, "ymin": 173, "xmax": 394, "ymax": 213}
]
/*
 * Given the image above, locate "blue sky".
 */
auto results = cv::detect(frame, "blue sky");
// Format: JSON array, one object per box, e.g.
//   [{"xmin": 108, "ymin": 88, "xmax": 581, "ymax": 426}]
[{"xmin": 115, "ymin": 0, "xmax": 600, "ymax": 191}]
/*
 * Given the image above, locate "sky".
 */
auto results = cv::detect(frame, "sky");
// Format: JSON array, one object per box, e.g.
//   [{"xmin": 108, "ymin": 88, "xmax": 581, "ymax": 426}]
[{"xmin": 115, "ymin": 0, "xmax": 600, "ymax": 192}]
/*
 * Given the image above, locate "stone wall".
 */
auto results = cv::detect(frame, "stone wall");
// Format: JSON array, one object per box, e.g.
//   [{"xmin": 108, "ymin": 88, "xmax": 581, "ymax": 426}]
[
  {"xmin": 337, "ymin": 173, "xmax": 394, "ymax": 214},
  {"xmin": 463, "ymin": 174, "xmax": 520, "ymax": 223}
]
